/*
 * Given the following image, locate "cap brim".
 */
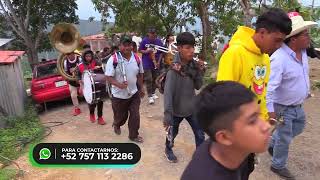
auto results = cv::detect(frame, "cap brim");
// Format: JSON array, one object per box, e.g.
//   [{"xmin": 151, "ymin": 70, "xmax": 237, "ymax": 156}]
[{"xmin": 287, "ymin": 21, "xmax": 318, "ymax": 38}]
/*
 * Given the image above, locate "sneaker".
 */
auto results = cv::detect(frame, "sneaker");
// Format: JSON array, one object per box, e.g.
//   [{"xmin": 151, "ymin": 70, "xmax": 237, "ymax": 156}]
[
  {"xmin": 270, "ymin": 166, "xmax": 295, "ymax": 179},
  {"xmin": 90, "ymin": 114, "xmax": 96, "ymax": 123},
  {"xmin": 148, "ymin": 97, "xmax": 155, "ymax": 104},
  {"xmin": 152, "ymin": 93, "xmax": 159, "ymax": 99},
  {"xmin": 72, "ymin": 107, "xmax": 81, "ymax": 116},
  {"xmin": 164, "ymin": 148, "xmax": 177, "ymax": 163},
  {"xmin": 97, "ymin": 117, "xmax": 106, "ymax": 125}
]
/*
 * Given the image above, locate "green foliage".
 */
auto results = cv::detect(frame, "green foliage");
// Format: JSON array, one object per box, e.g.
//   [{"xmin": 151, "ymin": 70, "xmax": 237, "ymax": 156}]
[
  {"xmin": 0, "ymin": 168, "xmax": 17, "ymax": 180},
  {"xmin": 1, "ymin": 0, "xmax": 79, "ymax": 52},
  {"xmin": 0, "ymin": 101, "xmax": 44, "ymax": 165},
  {"xmin": 92, "ymin": 0, "xmax": 195, "ymax": 36},
  {"xmin": 269, "ymin": 0, "xmax": 320, "ymax": 45},
  {"xmin": 21, "ymin": 56, "xmax": 32, "ymax": 80}
]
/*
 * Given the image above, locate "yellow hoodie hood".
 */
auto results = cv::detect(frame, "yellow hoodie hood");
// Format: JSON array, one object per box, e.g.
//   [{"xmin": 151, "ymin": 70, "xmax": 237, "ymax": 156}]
[{"xmin": 229, "ymin": 26, "xmax": 262, "ymax": 55}]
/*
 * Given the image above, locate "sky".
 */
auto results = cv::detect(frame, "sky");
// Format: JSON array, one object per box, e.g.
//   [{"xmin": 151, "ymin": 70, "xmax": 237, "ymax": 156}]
[
  {"xmin": 76, "ymin": 0, "xmax": 102, "ymax": 21},
  {"xmin": 76, "ymin": 0, "xmax": 319, "ymax": 22}
]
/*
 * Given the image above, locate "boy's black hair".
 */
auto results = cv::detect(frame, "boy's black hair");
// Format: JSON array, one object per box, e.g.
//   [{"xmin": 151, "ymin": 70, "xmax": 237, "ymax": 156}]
[
  {"xmin": 82, "ymin": 50, "xmax": 94, "ymax": 64},
  {"xmin": 256, "ymin": 8, "xmax": 292, "ymax": 35},
  {"xmin": 194, "ymin": 81, "xmax": 256, "ymax": 141},
  {"xmin": 111, "ymin": 45, "xmax": 119, "ymax": 52},
  {"xmin": 83, "ymin": 44, "xmax": 91, "ymax": 49},
  {"xmin": 176, "ymin": 32, "xmax": 195, "ymax": 46}
]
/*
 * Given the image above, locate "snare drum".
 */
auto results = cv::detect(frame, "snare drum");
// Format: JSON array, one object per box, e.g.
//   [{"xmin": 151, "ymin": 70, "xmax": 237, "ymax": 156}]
[{"xmin": 82, "ymin": 70, "xmax": 107, "ymax": 104}]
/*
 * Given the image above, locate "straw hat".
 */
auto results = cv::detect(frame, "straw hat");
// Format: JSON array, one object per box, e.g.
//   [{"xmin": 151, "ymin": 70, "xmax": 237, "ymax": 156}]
[{"xmin": 286, "ymin": 12, "xmax": 318, "ymax": 38}]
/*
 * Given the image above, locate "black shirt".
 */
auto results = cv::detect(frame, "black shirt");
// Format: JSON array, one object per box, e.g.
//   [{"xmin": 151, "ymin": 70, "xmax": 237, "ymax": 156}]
[{"xmin": 181, "ymin": 140, "xmax": 252, "ymax": 180}]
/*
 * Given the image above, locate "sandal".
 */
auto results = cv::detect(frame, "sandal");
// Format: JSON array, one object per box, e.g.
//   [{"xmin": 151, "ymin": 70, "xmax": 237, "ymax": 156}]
[{"xmin": 129, "ymin": 136, "xmax": 143, "ymax": 143}]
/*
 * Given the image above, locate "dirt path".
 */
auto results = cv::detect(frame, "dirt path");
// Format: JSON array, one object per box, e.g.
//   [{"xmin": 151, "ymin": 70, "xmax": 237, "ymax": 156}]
[{"xmin": 13, "ymin": 59, "xmax": 320, "ymax": 180}]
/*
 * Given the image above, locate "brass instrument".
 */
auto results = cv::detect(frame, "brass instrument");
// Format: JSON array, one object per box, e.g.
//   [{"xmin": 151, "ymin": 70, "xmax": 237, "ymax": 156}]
[
  {"xmin": 50, "ymin": 23, "xmax": 85, "ymax": 81},
  {"xmin": 145, "ymin": 44, "xmax": 208, "ymax": 68},
  {"xmin": 145, "ymin": 44, "xmax": 158, "ymax": 69}
]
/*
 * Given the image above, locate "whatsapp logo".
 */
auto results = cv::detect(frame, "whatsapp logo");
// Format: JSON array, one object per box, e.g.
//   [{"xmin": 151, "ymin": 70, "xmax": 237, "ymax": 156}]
[{"xmin": 39, "ymin": 148, "xmax": 51, "ymax": 160}]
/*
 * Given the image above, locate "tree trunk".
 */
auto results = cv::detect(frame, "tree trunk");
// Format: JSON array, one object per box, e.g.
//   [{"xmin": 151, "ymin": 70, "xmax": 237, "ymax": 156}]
[
  {"xmin": 26, "ymin": 42, "xmax": 39, "ymax": 70},
  {"xmin": 197, "ymin": 2, "xmax": 213, "ymax": 62},
  {"xmin": 240, "ymin": 0, "xmax": 254, "ymax": 27}
]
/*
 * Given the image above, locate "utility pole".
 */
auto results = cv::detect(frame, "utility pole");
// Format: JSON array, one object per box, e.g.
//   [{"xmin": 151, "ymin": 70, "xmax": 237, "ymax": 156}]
[{"xmin": 311, "ymin": 0, "xmax": 315, "ymax": 17}]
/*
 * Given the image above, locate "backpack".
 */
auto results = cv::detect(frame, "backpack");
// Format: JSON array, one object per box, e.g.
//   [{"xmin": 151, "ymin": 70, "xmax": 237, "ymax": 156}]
[
  {"xmin": 156, "ymin": 63, "xmax": 183, "ymax": 94},
  {"xmin": 106, "ymin": 52, "xmax": 141, "ymax": 97},
  {"xmin": 112, "ymin": 52, "xmax": 141, "ymax": 69}
]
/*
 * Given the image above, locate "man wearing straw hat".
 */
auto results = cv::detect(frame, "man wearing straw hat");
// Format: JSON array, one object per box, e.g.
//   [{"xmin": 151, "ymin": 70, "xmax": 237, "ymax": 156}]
[{"xmin": 266, "ymin": 12, "xmax": 318, "ymax": 179}]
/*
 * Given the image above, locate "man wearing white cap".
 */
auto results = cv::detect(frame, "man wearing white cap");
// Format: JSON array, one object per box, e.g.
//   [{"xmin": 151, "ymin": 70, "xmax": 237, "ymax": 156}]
[{"xmin": 266, "ymin": 12, "xmax": 318, "ymax": 179}]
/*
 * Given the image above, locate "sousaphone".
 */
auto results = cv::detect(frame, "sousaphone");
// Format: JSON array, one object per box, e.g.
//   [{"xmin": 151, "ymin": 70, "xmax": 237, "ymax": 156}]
[{"xmin": 49, "ymin": 23, "xmax": 85, "ymax": 81}]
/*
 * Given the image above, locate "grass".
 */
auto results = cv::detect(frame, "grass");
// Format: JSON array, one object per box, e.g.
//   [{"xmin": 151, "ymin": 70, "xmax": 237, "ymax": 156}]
[
  {"xmin": 0, "ymin": 168, "xmax": 17, "ymax": 180},
  {"xmin": 0, "ymin": 101, "xmax": 44, "ymax": 179},
  {"xmin": 21, "ymin": 56, "xmax": 32, "ymax": 89}
]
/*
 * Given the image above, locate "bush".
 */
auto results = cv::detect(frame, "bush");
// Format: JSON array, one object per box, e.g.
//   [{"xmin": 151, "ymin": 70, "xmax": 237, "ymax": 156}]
[
  {"xmin": 0, "ymin": 101, "xmax": 44, "ymax": 165},
  {"xmin": 0, "ymin": 168, "xmax": 17, "ymax": 180}
]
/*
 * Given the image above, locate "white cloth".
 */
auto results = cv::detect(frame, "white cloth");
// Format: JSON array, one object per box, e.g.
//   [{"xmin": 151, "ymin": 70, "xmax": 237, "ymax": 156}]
[{"xmin": 105, "ymin": 52, "xmax": 144, "ymax": 99}]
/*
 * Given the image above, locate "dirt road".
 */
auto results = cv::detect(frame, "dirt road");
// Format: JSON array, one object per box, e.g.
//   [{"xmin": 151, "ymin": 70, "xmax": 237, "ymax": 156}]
[{"xmin": 13, "ymin": 59, "xmax": 320, "ymax": 180}]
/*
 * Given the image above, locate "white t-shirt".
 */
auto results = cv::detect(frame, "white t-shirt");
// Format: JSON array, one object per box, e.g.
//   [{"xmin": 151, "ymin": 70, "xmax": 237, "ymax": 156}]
[{"xmin": 105, "ymin": 52, "xmax": 144, "ymax": 99}]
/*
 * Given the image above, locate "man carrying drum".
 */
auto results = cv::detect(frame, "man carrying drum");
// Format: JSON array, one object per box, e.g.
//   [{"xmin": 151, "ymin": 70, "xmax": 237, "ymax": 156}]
[{"xmin": 78, "ymin": 50, "xmax": 106, "ymax": 125}]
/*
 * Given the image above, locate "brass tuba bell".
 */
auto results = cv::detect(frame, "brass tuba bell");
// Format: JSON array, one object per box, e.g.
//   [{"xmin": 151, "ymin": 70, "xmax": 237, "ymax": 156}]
[{"xmin": 50, "ymin": 23, "xmax": 83, "ymax": 81}]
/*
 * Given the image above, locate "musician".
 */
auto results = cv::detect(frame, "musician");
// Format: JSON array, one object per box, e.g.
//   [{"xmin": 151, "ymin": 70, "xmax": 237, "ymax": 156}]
[
  {"xmin": 105, "ymin": 35, "xmax": 145, "ymax": 143},
  {"xmin": 63, "ymin": 52, "xmax": 81, "ymax": 116},
  {"xmin": 78, "ymin": 50, "xmax": 106, "ymax": 125},
  {"xmin": 139, "ymin": 27, "xmax": 164, "ymax": 104},
  {"xmin": 163, "ymin": 32, "xmax": 205, "ymax": 163},
  {"xmin": 163, "ymin": 33, "xmax": 177, "ymax": 68}
]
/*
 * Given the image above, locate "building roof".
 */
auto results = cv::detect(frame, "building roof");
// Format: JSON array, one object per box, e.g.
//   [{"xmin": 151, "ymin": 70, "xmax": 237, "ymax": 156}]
[
  {"xmin": 0, "ymin": 38, "xmax": 13, "ymax": 47},
  {"xmin": 82, "ymin": 33, "xmax": 106, "ymax": 41},
  {"xmin": 0, "ymin": 51, "xmax": 25, "ymax": 64}
]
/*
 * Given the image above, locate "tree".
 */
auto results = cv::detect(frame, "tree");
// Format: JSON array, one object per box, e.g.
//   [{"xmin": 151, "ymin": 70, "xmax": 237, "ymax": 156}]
[
  {"xmin": 93, "ymin": 0, "xmax": 245, "ymax": 63},
  {"xmin": 0, "ymin": 0, "xmax": 78, "ymax": 68},
  {"xmin": 185, "ymin": 0, "xmax": 243, "ymax": 62},
  {"xmin": 269, "ymin": 0, "xmax": 320, "ymax": 45},
  {"xmin": 92, "ymin": 0, "xmax": 195, "ymax": 37}
]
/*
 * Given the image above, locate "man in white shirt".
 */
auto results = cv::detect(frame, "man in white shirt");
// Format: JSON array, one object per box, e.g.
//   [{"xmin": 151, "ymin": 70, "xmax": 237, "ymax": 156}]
[{"xmin": 105, "ymin": 35, "xmax": 145, "ymax": 143}]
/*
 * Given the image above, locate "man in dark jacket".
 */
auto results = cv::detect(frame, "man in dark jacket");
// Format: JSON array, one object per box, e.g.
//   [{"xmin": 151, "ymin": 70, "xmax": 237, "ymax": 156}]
[{"xmin": 163, "ymin": 32, "xmax": 205, "ymax": 163}]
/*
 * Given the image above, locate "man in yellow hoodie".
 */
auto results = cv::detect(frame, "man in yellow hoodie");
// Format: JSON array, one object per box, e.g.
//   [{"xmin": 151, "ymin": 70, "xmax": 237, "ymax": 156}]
[{"xmin": 217, "ymin": 8, "xmax": 292, "ymax": 121}]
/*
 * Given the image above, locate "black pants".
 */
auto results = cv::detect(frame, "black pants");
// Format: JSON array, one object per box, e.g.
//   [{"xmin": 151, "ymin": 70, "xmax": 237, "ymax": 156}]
[{"xmin": 88, "ymin": 101, "xmax": 103, "ymax": 117}]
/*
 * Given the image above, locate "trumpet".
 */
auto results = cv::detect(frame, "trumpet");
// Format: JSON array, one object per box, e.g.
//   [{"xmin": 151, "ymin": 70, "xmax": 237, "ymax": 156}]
[{"xmin": 145, "ymin": 44, "xmax": 208, "ymax": 68}]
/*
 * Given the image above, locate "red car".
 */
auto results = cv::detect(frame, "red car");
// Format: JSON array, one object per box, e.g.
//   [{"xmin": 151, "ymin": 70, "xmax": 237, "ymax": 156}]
[{"xmin": 31, "ymin": 59, "xmax": 71, "ymax": 106}]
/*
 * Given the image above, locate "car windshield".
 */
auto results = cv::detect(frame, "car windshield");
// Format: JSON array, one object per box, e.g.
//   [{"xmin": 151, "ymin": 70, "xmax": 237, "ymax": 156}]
[{"xmin": 35, "ymin": 63, "xmax": 58, "ymax": 78}]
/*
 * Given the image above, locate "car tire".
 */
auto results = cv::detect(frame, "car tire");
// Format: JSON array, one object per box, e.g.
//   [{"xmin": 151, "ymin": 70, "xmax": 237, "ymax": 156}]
[{"xmin": 35, "ymin": 103, "xmax": 44, "ymax": 113}]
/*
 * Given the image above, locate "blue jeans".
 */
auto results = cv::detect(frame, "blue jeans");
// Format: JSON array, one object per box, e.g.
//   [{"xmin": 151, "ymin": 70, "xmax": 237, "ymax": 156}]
[
  {"xmin": 165, "ymin": 115, "xmax": 205, "ymax": 150},
  {"xmin": 269, "ymin": 104, "xmax": 306, "ymax": 169}
]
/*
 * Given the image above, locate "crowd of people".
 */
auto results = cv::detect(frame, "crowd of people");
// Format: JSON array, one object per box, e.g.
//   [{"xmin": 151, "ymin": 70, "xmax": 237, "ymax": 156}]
[{"xmin": 60, "ymin": 8, "xmax": 318, "ymax": 180}]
